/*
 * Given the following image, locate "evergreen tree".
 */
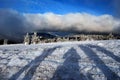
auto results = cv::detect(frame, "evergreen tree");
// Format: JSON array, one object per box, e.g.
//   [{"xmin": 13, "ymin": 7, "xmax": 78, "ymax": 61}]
[
  {"xmin": 31, "ymin": 32, "xmax": 39, "ymax": 44},
  {"xmin": 24, "ymin": 33, "xmax": 30, "ymax": 45}
]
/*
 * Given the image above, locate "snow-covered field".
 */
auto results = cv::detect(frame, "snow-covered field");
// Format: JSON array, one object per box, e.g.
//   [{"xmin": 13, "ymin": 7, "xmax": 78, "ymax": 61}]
[{"xmin": 0, "ymin": 40, "xmax": 120, "ymax": 80}]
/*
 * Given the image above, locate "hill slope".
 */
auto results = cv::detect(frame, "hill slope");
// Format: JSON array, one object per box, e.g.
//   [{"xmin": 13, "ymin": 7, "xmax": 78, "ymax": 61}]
[{"xmin": 0, "ymin": 40, "xmax": 120, "ymax": 80}]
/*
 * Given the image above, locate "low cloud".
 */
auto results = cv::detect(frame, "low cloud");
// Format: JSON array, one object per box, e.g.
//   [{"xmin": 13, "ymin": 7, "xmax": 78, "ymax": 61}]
[
  {"xmin": 0, "ymin": 9, "xmax": 31, "ymax": 41},
  {"xmin": 0, "ymin": 9, "xmax": 120, "ymax": 41},
  {"xmin": 25, "ymin": 13, "xmax": 120, "ymax": 33}
]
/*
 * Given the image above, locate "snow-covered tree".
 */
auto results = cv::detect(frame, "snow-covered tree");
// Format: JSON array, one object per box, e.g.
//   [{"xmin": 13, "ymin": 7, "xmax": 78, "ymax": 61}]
[
  {"xmin": 108, "ymin": 33, "xmax": 114, "ymax": 40},
  {"xmin": 31, "ymin": 32, "xmax": 40, "ymax": 44},
  {"xmin": 24, "ymin": 33, "xmax": 30, "ymax": 45}
]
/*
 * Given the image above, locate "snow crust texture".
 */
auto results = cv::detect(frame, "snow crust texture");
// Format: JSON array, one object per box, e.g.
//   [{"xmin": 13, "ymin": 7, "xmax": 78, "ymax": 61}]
[{"xmin": 0, "ymin": 40, "xmax": 120, "ymax": 80}]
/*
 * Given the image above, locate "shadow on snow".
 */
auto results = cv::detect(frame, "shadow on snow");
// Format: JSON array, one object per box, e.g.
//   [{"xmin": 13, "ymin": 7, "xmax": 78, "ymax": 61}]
[
  {"xmin": 8, "ymin": 44, "xmax": 120, "ymax": 80},
  {"xmin": 9, "ymin": 46, "xmax": 61, "ymax": 80},
  {"xmin": 51, "ymin": 47, "xmax": 89, "ymax": 80},
  {"xmin": 79, "ymin": 45, "xmax": 120, "ymax": 80},
  {"xmin": 87, "ymin": 44, "xmax": 120, "ymax": 63}
]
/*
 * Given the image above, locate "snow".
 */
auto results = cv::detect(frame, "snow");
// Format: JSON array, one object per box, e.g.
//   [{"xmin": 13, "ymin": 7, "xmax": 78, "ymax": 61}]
[
  {"xmin": 8, "ymin": 56, "xmax": 28, "ymax": 67},
  {"xmin": 97, "ymin": 43, "xmax": 104, "ymax": 47},
  {"xmin": 0, "ymin": 40, "xmax": 120, "ymax": 80}
]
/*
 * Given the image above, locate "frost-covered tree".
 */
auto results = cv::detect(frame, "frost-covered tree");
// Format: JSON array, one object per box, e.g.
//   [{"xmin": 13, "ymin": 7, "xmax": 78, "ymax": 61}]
[
  {"xmin": 24, "ymin": 33, "xmax": 30, "ymax": 45},
  {"xmin": 31, "ymin": 32, "xmax": 40, "ymax": 44},
  {"xmin": 108, "ymin": 33, "xmax": 114, "ymax": 40}
]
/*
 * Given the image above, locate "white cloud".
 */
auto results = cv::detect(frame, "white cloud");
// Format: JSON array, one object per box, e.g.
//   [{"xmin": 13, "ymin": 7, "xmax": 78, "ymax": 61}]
[
  {"xmin": 24, "ymin": 12, "xmax": 120, "ymax": 33},
  {"xmin": 0, "ymin": 9, "xmax": 120, "ymax": 40}
]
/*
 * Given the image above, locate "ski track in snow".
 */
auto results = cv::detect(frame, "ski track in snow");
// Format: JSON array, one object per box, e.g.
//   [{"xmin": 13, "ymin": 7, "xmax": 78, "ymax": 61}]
[{"xmin": 0, "ymin": 40, "xmax": 120, "ymax": 80}]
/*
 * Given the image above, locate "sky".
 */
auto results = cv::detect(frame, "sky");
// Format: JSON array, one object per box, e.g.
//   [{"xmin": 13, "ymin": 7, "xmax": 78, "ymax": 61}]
[
  {"xmin": 0, "ymin": 0, "xmax": 120, "ymax": 40},
  {"xmin": 0, "ymin": 0, "xmax": 115, "ymax": 15}
]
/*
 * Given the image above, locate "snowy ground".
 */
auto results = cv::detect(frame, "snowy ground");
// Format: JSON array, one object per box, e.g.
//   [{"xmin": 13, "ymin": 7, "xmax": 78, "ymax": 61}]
[{"xmin": 0, "ymin": 40, "xmax": 120, "ymax": 80}]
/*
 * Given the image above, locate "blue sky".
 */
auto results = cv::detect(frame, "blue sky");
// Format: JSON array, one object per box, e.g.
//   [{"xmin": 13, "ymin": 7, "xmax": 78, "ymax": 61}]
[{"xmin": 0, "ymin": 0, "xmax": 115, "ymax": 15}]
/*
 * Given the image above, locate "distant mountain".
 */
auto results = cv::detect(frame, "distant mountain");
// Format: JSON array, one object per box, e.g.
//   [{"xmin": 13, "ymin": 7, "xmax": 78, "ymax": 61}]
[
  {"xmin": 48, "ymin": 31, "xmax": 78, "ymax": 37},
  {"xmin": 29, "ymin": 32, "xmax": 57, "ymax": 38},
  {"xmin": 1, "ymin": 31, "xmax": 72, "ymax": 44},
  {"xmin": 30, "ymin": 31, "xmax": 79, "ymax": 38},
  {"xmin": 0, "ymin": 31, "xmax": 120, "ymax": 45}
]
